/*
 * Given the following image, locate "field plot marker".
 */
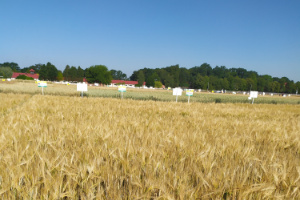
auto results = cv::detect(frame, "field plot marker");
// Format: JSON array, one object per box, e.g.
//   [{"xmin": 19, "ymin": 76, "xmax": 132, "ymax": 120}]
[
  {"xmin": 118, "ymin": 85, "xmax": 126, "ymax": 99},
  {"xmin": 173, "ymin": 88, "xmax": 183, "ymax": 102},
  {"xmin": 77, "ymin": 82, "xmax": 88, "ymax": 97},
  {"xmin": 37, "ymin": 81, "xmax": 47, "ymax": 95},
  {"xmin": 186, "ymin": 89, "xmax": 194, "ymax": 103},
  {"xmin": 248, "ymin": 91, "xmax": 258, "ymax": 104}
]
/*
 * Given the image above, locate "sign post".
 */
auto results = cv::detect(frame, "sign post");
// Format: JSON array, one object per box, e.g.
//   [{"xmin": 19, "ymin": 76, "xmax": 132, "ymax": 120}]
[
  {"xmin": 248, "ymin": 91, "xmax": 258, "ymax": 104},
  {"xmin": 37, "ymin": 81, "xmax": 47, "ymax": 95},
  {"xmin": 186, "ymin": 89, "xmax": 194, "ymax": 103},
  {"xmin": 77, "ymin": 83, "xmax": 88, "ymax": 97},
  {"xmin": 173, "ymin": 88, "xmax": 183, "ymax": 102},
  {"xmin": 118, "ymin": 85, "xmax": 126, "ymax": 99}
]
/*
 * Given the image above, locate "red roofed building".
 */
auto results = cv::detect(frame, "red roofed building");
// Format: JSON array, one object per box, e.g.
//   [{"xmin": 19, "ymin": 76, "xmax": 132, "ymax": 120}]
[
  {"xmin": 11, "ymin": 69, "xmax": 39, "ymax": 80},
  {"xmin": 110, "ymin": 80, "xmax": 146, "ymax": 88}
]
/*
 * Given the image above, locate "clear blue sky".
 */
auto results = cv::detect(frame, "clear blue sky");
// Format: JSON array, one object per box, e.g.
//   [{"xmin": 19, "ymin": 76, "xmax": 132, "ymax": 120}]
[{"xmin": 1, "ymin": 0, "xmax": 299, "ymax": 82}]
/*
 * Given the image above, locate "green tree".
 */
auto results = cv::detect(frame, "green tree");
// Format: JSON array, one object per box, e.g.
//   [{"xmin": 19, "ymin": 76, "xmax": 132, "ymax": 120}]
[
  {"xmin": 232, "ymin": 76, "xmax": 246, "ymax": 91},
  {"xmin": 21, "ymin": 64, "xmax": 42, "ymax": 73},
  {"xmin": 163, "ymin": 74, "xmax": 175, "ymax": 87},
  {"xmin": 154, "ymin": 81, "xmax": 163, "ymax": 88},
  {"xmin": 47, "ymin": 62, "xmax": 58, "ymax": 81},
  {"xmin": 57, "ymin": 71, "xmax": 64, "ymax": 81},
  {"xmin": 69, "ymin": 66, "xmax": 77, "ymax": 81},
  {"xmin": 0, "ymin": 62, "xmax": 20, "ymax": 71},
  {"xmin": 165, "ymin": 65, "xmax": 180, "ymax": 87},
  {"xmin": 236, "ymin": 68, "xmax": 248, "ymax": 78},
  {"xmin": 194, "ymin": 74, "xmax": 209, "ymax": 89},
  {"xmin": 129, "ymin": 70, "xmax": 139, "ymax": 81},
  {"xmin": 110, "ymin": 69, "xmax": 127, "ymax": 80},
  {"xmin": 257, "ymin": 75, "xmax": 272, "ymax": 92},
  {"xmin": 63, "ymin": 65, "xmax": 71, "ymax": 81},
  {"xmin": 246, "ymin": 78, "xmax": 255, "ymax": 91},
  {"xmin": 285, "ymin": 80, "xmax": 295, "ymax": 93},
  {"xmin": 212, "ymin": 66, "xmax": 228, "ymax": 78},
  {"xmin": 271, "ymin": 81, "xmax": 280, "ymax": 93},
  {"xmin": 85, "ymin": 65, "xmax": 112, "ymax": 84},
  {"xmin": 137, "ymin": 71, "xmax": 145, "ymax": 86},
  {"xmin": 278, "ymin": 77, "xmax": 290, "ymax": 93},
  {"xmin": 222, "ymin": 78, "xmax": 230, "ymax": 90},
  {"xmin": 39, "ymin": 62, "xmax": 58, "ymax": 81},
  {"xmin": 209, "ymin": 76, "xmax": 220, "ymax": 90},
  {"xmin": 295, "ymin": 82, "xmax": 300, "ymax": 94},
  {"xmin": 199, "ymin": 63, "xmax": 212, "ymax": 76},
  {"xmin": 77, "ymin": 66, "xmax": 85, "ymax": 82},
  {"xmin": 179, "ymin": 68, "xmax": 190, "ymax": 88},
  {"xmin": 0, "ymin": 67, "xmax": 13, "ymax": 78},
  {"xmin": 189, "ymin": 63, "xmax": 212, "ymax": 88},
  {"xmin": 146, "ymin": 72, "xmax": 160, "ymax": 87}
]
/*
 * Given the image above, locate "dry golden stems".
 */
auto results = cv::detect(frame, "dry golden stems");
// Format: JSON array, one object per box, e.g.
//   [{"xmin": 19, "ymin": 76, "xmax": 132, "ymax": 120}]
[{"xmin": 0, "ymin": 94, "xmax": 299, "ymax": 199}]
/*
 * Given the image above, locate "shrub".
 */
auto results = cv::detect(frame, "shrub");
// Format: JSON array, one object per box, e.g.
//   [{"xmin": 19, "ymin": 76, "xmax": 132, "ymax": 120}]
[{"xmin": 16, "ymin": 75, "xmax": 34, "ymax": 80}]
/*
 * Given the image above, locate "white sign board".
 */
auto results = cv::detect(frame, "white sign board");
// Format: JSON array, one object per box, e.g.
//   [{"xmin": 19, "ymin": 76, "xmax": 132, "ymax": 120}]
[
  {"xmin": 77, "ymin": 83, "xmax": 88, "ymax": 92},
  {"xmin": 118, "ymin": 85, "xmax": 126, "ymax": 92},
  {"xmin": 173, "ymin": 88, "xmax": 183, "ymax": 96},
  {"xmin": 250, "ymin": 91, "xmax": 258, "ymax": 98},
  {"xmin": 186, "ymin": 89, "xmax": 194, "ymax": 96},
  {"xmin": 38, "ymin": 81, "xmax": 47, "ymax": 87}
]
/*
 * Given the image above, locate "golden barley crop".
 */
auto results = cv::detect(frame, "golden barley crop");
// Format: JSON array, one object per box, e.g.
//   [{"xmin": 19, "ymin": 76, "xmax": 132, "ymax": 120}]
[
  {"xmin": 0, "ymin": 93, "xmax": 299, "ymax": 199},
  {"xmin": 0, "ymin": 93, "xmax": 31, "ymax": 115}
]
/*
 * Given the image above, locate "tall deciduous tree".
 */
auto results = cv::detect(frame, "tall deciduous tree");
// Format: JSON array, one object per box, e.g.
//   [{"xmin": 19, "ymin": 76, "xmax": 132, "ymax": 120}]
[
  {"xmin": 57, "ymin": 71, "xmax": 64, "ymax": 81},
  {"xmin": 0, "ymin": 67, "xmax": 13, "ymax": 78},
  {"xmin": 69, "ymin": 66, "xmax": 78, "ymax": 81},
  {"xmin": 85, "ymin": 65, "xmax": 112, "ymax": 84},
  {"xmin": 111, "ymin": 69, "xmax": 127, "ymax": 80},
  {"xmin": 77, "ymin": 66, "xmax": 85, "ymax": 81},
  {"xmin": 63, "ymin": 65, "xmax": 71, "ymax": 81},
  {"xmin": 0, "ymin": 62, "xmax": 20, "ymax": 71},
  {"xmin": 154, "ymin": 81, "xmax": 163, "ymax": 88},
  {"xmin": 179, "ymin": 68, "xmax": 190, "ymax": 88},
  {"xmin": 39, "ymin": 62, "xmax": 58, "ymax": 81},
  {"xmin": 129, "ymin": 70, "xmax": 139, "ymax": 81},
  {"xmin": 137, "ymin": 71, "xmax": 145, "ymax": 86},
  {"xmin": 146, "ymin": 72, "xmax": 160, "ymax": 87}
]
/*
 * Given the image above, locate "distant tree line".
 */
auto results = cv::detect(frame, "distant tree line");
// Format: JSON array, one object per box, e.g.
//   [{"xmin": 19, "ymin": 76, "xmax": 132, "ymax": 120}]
[
  {"xmin": 1, "ymin": 62, "xmax": 299, "ymax": 93},
  {"xmin": 0, "ymin": 62, "xmax": 119, "ymax": 84},
  {"xmin": 130, "ymin": 63, "xmax": 300, "ymax": 93}
]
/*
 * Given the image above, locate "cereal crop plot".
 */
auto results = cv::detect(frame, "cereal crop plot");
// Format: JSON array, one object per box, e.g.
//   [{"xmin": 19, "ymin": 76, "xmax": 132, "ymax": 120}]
[
  {"xmin": 1, "ymin": 81, "xmax": 300, "ymax": 104},
  {"xmin": 0, "ymin": 94, "xmax": 300, "ymax": 199},
  {"xmin": 0, "ymin": 93, "xmax": 31, "ymax": 115}
]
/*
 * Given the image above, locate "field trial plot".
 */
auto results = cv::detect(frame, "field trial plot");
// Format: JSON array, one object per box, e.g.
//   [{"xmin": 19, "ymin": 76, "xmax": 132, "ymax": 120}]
[
  {"xmin": 1, "ymin": 80, "xmax": 300, "ymax": 104},
  {"xmin": 0, "ymin": 94, "xmax": 300, "ymax": 199}
]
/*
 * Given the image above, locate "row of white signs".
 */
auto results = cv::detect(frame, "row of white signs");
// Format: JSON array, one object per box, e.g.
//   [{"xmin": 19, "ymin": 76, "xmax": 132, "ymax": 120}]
[
  {"xmin": 37, "ymin": 82, "xmax": 258, "ymax": 100},
  {"xmin": 37, "ymin": 82, "xmax": 126, "ymax": 92},
  {"xmin": 77, "ymin": 83, "xmax": 126, "ymax": 92},
  {"xmin": 173, "ymin": 88, "xmax": 194, "ymax": 96}
]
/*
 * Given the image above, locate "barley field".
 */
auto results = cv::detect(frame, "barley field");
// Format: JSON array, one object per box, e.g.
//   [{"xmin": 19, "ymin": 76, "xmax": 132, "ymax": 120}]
[
  {"xmin": 0, "ymin": 92, "xmax": 300, "ymax": 199},
  {"xmin": 1, "ymin": 80, "xmax": 299, "ymax": 104}
]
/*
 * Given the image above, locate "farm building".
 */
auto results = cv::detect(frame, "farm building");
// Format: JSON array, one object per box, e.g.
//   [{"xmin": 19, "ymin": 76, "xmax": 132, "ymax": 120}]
[
  {"xmin": 11, "ymin": 69, "xmax": 39, "ymax": 80},
  {"xmin": 109, "ymin": 80, "xmax": 146, "ymax": 88}
]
